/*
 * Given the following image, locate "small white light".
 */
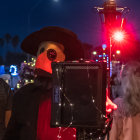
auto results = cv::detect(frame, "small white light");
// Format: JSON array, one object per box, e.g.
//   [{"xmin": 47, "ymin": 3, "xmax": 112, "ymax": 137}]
[
  {"xmin": 59, "ymin": 103, "xmax": 61, "ymax": 106},
  {"xmin": 92, "ymin": 99, "xmax": 95, "ymax": 103},
  {"xmin": 57, "ymin": 135, "xmax": 61, "ymax": 138},
  {"xmin": 101, "ymin": 114, "xmax": 106, "ymax": 119},
  {"xmin": 56, "ymin": 122, "xmax": 59, "ymax": 125},
  {"xmin": 73, "ymin": 134, "xmax": 76, "ymax": 138},
  {"xmin": 70, "ymin": 103, "xmax": 74, "ymax": 107}
]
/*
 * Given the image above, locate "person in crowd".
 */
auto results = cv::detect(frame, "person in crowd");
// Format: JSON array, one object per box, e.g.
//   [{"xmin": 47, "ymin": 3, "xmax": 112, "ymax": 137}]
[
  {"xmin": 0, "ymin": 78, "xmax": 12, "ymax": 140},
  {"xmin": 106, "ymin": 61, "xmax": 140, "ymax": 140},
  {"xmin": 3, "ymin": 26, "xmax": 84, "ymax": 140},
  {"xmin": 3, "ymin": 26, "xmax": 117, "ymax": 140}
]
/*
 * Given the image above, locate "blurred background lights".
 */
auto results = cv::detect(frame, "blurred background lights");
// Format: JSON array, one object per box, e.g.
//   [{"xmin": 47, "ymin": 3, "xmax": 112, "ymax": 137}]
[
  {"xmin": 116, "ymin": 50, "xmax": 121, "ymax": 54},
  {"xmin": 93, "ymin": 51, "xmax": 97, "ymax": 55},
  {"xmin": 9, "ymin": 65, "xmax": 18, "ymax": 76},
  {"xmin": 102, "ymin": 44, "xmax": 107, "ymax": 49}
]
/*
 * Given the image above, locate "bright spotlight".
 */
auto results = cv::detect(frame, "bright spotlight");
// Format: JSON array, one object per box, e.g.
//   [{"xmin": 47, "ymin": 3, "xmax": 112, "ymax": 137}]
[
  {"xmin": 93, "ymin": 51, "xmax": 97, "ymax": 55},
  {"xmin": 113, "ymin": 31, "xmax": 124, "ymax": 42},
  {"xmin": 116, "ymin": 50, "xmax": 121, "ymax": 54}
]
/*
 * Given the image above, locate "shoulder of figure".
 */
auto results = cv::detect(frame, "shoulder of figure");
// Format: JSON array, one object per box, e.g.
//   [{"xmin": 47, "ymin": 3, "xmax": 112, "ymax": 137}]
[{"xmin": 14, "ymin": 83, "xmax": 36, "ymax": 97}]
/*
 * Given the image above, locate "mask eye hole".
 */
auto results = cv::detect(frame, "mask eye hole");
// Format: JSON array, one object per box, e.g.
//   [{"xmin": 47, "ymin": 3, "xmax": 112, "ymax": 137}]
[
  {"xmin": 39, "ymin": 48, "xmax": 45, "ymax": 54},
  {"xmin": 47, "ymin": 49, "xmax": 57, "ymax": 61}
]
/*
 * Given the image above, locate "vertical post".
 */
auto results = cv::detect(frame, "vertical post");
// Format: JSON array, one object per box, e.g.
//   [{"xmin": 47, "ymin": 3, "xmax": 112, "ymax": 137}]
[
  {"xmin": 107, "ymin": 37, "xmax": 112, "ymax": 97},
  {"xmin": 103, "ymin": 0, "xmax": 117, "ymax": 97},
  {"xmin": 94, "ymin": 0, "xmax": 128, "ymax": 97}
]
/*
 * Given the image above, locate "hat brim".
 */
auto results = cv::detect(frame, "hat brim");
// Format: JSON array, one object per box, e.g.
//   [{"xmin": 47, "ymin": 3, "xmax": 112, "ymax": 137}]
[{"xmin": 21, "ymin": 26, "xmax": 84, "ymax": 60}]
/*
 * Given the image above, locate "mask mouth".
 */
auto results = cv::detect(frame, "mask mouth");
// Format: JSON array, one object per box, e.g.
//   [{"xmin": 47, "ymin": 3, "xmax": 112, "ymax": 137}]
[{"xmin": 47, "ymin": 49, "xmax": 57, "ymax": 61}]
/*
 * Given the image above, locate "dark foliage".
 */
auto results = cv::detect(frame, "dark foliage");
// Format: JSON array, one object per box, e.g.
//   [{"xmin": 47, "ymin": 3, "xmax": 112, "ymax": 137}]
[
  {"xmin": 0, "ymin": 56, "xmax": 4, "ymax": 65},
  {"xmin": 11, "ymin": 35, "xmax": 19, "ymax": 48},
  {"xmin": 0, "ymin": 38, "xmax": 4, "ymax": 47},
  {"xmin": 5, "ymin": 51, "xmax": 27, "ymax": 66}
]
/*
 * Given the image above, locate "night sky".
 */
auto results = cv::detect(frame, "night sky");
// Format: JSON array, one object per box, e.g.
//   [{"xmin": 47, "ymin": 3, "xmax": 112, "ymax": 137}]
[{"xmin": 0, "ymin": 0, "xmax": 140, "ymax": 60}]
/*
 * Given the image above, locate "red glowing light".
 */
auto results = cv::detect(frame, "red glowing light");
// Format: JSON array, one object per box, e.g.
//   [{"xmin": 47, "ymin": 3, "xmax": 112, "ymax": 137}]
[
  {"xmin": 116, "ymin": 50, "xmax": 121, "ymax": 54},
  {"xmin": 113, "ymin": 31, "xmax": 124, "ymax": 42}
]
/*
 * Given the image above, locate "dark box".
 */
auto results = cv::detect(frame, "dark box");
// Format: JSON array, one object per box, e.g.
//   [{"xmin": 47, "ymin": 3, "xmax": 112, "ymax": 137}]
[{"xmin": 51, "ymin": 62, "xmax": 107, "ymax": 129}]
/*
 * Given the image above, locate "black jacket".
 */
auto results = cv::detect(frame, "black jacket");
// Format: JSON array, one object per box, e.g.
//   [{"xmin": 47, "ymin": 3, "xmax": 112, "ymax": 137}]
[
  {"xmin": 0, "ymin": 78, "xmax": 12, "ymax": 140},
  {"xmin": 3, "ymin": 76, "xmax": 52, "ymax": 140}
]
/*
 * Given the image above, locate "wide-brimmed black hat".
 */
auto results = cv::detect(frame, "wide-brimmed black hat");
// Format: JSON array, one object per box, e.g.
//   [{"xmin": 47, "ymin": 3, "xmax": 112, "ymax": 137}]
[{"xmin": 21, "ymin": 26, "xmax": 84, "ymax": 61}]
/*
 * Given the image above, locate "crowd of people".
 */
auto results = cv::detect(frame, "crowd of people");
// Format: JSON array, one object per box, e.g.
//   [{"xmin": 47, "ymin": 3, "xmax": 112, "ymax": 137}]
[
  {"xmin": 0, "ymin": 26, "xmax": 140, "ymax": 140},
  {"xmin": 106, "ymin": 61, "xmax": 140, "ymax": 140}
]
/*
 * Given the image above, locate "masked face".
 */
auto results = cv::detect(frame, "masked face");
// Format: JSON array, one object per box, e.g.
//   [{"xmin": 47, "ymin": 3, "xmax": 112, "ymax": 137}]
[{"xmin": 35, "ymin": 42, "xmax": 65, "ymax": 74}]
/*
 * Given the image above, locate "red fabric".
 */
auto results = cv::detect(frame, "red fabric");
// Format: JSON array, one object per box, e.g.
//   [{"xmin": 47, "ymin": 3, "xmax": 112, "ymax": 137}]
[{"xmin": 37, "ymin": 98, "xmax": 76, "ymax": 140}]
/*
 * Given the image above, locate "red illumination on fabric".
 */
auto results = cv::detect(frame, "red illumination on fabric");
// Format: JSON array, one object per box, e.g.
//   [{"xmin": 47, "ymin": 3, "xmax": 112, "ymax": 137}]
[{"xmin": 37, "ymin": 98, "xmax": 76, "ymax": 140}]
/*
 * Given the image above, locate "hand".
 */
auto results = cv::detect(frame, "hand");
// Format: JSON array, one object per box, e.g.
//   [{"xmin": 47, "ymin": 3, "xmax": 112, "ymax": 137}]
[{"xmin": 106, "ymin": 96, "xmax": 117, "ymax": 113}]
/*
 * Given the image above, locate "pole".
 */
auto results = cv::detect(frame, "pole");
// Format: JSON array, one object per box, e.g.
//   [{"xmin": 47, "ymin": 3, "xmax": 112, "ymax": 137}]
[
  {"xmin": 107, "ymin": 37, "xmax": 112, "ymax": 96},
  {"xmin": 104, "ymin": 0, "xmax": 117, "ymax": 97}
]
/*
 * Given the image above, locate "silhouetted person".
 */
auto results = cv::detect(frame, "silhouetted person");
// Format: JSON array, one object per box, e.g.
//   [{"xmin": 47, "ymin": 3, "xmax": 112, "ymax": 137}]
[{"xmin": 0, "ymin": 78, "xmax": 12, "ymax": 140}]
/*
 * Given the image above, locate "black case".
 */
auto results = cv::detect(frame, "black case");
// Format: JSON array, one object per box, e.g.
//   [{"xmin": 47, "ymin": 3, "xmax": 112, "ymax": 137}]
[{"xmin": 51, "ymin": 62, "xmax": 107, "ymax": 129}]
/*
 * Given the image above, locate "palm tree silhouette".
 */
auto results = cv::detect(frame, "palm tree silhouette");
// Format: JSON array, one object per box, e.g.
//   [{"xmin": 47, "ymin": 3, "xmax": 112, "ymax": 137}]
[
  {"xmin": 0, "ymin": 38, "xmax": 5, "ymax": 60},
  {"xmin": 4, "ymin": 33, "xmax": 12, "ymax": 58},
  {"xmin": 5, "ymin": 33, "xmax": 12, "ymax": 44},
  {"xmin": 11, "ymin": 35, "xmax": 19, "ymax": 52},
  {"xmin": 0, "ymin": 38, "xmax": 5, "ymax": 48}
]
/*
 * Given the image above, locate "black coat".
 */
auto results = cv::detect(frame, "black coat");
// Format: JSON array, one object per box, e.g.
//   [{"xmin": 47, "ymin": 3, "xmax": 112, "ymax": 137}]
[
  {"xmin": 0, "ymin": 78, "xmax": 12, "ymax": 140},
  {"xmin": 3, "ymin": 76, "xmax": 52, "ymax": 140}
]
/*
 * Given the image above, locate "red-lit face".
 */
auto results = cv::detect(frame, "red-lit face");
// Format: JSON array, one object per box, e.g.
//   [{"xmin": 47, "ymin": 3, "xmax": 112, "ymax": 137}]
[{"xmin": 35, "ymin": 42, "xmax": 65, "ymax": 73}]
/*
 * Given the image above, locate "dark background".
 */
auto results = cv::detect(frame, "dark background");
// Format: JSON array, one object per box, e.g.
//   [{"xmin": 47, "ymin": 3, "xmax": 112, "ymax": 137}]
[{"xmin": 0, "ymin": 0, "xmax": 140, "ymax": 65}]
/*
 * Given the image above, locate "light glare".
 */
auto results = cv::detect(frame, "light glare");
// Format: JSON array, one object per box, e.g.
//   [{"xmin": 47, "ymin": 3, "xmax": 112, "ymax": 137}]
[
  {"xmin": 116, "ymin": 50, "xmax": 121, "ymax": 54},
  {"xmin": 113, "ymin": 31, "xmax": 124, "ymax": 42},
  {"xmin": 93, "ymin": 51, "xmax": 97, "ymax": 55}
]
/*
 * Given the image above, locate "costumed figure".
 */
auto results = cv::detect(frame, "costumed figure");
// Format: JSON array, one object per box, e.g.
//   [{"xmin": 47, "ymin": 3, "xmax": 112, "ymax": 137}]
[
  {"xmin": 3, "ymin": 26, "xmax": 84, "ymax": 140},
  {"xmin": 0, "ymin": 78, "xmax": 12, "ymax": 140}
]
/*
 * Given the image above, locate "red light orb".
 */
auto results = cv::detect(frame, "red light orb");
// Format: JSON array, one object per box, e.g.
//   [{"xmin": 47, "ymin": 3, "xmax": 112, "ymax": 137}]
[
  {"xmin": 116, "ymin": 50, "xmax": 121, "ymax": 54},
  {"xmin": 113, "ymin": 31, "xmax": 124, "ymax": 42}
]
